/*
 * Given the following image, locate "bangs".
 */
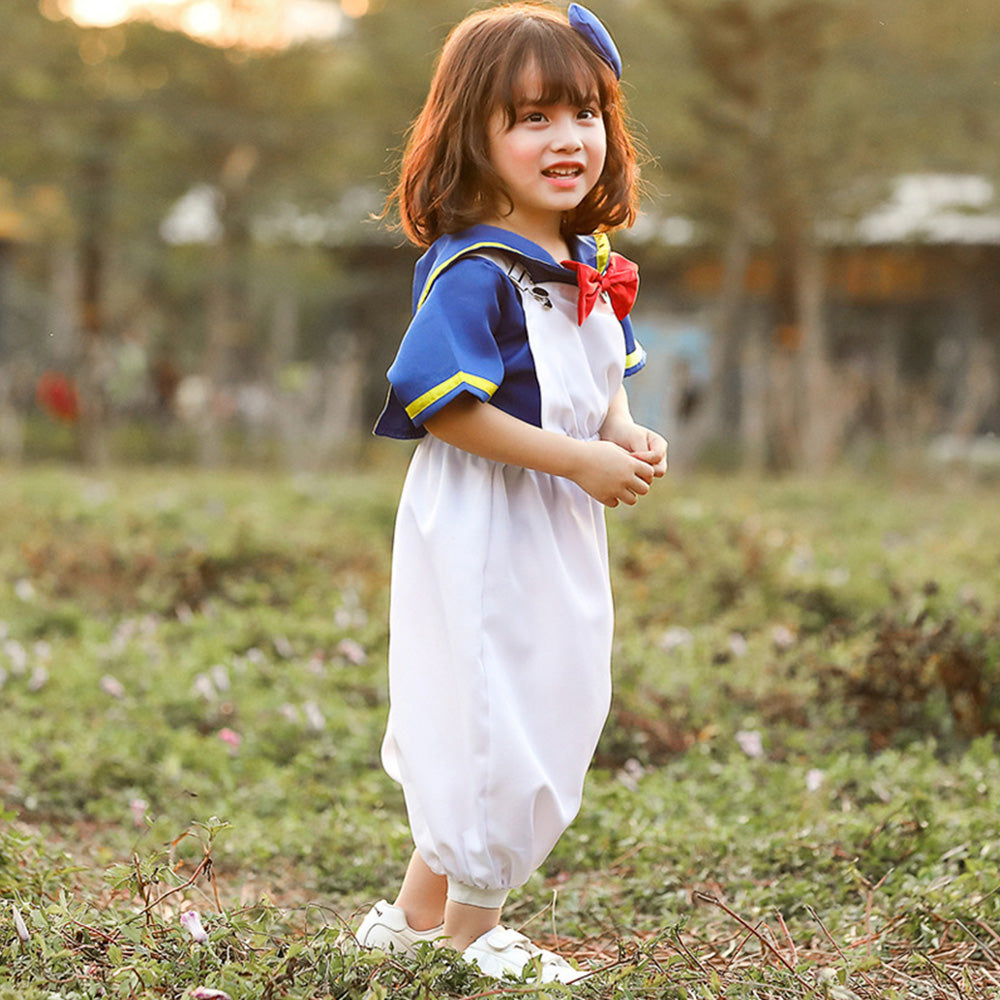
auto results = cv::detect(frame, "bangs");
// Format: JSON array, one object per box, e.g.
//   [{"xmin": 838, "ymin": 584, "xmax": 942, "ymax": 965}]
[{"xmin": 487, "ymin": 24, "xmax": 609, "ymax": 125}]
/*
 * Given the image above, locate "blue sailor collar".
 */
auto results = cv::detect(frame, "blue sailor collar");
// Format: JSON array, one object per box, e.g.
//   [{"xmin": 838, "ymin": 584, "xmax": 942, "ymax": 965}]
[{"xmin": 414, "ymin": 224, "xmax": 614, "ymax": 312}]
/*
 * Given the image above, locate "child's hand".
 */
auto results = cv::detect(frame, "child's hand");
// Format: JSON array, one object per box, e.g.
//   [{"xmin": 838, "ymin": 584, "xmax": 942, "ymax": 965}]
[
  {"xmin": 600, "ymin": 421, "xmax": 669, "ymax": 479},
  {"xmin": 630, "ymin": 427, "xmax": 668, "ymax": 478},
  {"xmin": 570, "ymin": 439, "xmax": 655, "ymax": 507}
]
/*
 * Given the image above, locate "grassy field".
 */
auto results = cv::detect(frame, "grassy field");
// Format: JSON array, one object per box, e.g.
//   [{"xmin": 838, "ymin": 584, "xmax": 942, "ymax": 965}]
[{"xmin": 1, "ymin": 459, "xmax": 999, "ymax": 998}]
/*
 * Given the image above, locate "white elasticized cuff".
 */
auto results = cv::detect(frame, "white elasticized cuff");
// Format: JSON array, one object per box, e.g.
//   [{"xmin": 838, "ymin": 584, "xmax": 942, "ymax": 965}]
[{"xmin": 446, "ymin": 878, "xmax": 510, "ymax": 909}]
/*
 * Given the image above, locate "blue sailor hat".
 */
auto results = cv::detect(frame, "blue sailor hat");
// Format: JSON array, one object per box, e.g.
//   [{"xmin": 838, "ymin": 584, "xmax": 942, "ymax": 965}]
[{"xmin": 568, "ymin": 3, "xmax": 622, "ymax": 79}]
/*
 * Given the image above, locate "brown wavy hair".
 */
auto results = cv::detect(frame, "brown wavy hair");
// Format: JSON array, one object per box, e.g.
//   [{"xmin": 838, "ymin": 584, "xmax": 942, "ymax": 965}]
[{"xmin": 385, "ymin": 2, "xmax": 638, "ymax": 248}]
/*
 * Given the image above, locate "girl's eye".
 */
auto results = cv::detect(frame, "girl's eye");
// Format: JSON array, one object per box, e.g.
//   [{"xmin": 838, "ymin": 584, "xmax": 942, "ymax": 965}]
[
  {"xmin": 523, "ymin": 111, "xmax": 547, "ymax": 123},
  {"xmin": 578, "ymin": 108, "xmax": 600, "ymax": 121}
]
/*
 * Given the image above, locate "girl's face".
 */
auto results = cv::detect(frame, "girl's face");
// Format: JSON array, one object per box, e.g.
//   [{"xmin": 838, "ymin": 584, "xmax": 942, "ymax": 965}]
[{"xmin": 485, "ymin": 63, "xmax": 606, "ymax": 245}]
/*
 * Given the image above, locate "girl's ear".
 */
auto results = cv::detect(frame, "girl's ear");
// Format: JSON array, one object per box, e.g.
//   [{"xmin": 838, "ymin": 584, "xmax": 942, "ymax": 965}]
[{"xmin": 568, "ymin": 4, "xmax": 622, "ymax": 79}]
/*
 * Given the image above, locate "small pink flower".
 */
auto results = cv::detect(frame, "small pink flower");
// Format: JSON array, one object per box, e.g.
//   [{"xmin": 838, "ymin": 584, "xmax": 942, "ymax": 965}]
[
  {"xmin": 806, "ymin": 768, "xmax": 824, "ymax": 792},
  {"xmin": 209, "ymin": 664, "xmax": 230, "ymax": 692},
  {"xmin": 616, "ymin": 757, "xmax": 646, "ymax": 792},
  {"xmin": 180, "ymin": 910, "xmax": 208, "ymax": 943},
  {"xmin": 4, "ymin": 639, "xmax": 28, "ymax": 674},
  {"xmin": 192, "ymin": 675, "xmax": 216, "ymax": 701},
  {"xmin": 736, "ymin": 730, "xmax": 765, "ymax": 759},
  {"xmin": 336, "ymin": 638, "xmax": 367, "ymax": 665},
  {"xmin": 101, "ymin": 675, "xmax": 126, "ymax": 699},
  {"xmin": 130, "ymin": 798, "xmax": 148, "ymax": 828},
  {"xmin": 727, "ymin": 633, "xmax": 749, "ymax": 658},
  {"xmin": 12, "ymin": 905, "xmax": 30, "ymax": 942},
  {"xmin": 771, "ymin": 625, "xmax": 797, "ymax": 652},
  {"xmin": 303, "ymin": 701, "xmax": 325, "ymax": 732},
  {"xmin": 659, "ymin": 626, "xmax": 694, "ymax": 653},
  {"xmin": 190, "ymin": 988, "xmax": 231, "ymax": 999},
  {"xmin": 218, "ymin": 728, "xmax": 241, "ymax": 751}
]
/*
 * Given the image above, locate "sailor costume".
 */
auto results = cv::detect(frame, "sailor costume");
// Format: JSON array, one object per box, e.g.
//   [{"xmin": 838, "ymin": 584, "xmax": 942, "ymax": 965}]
[{"xmin": 374, "ymin": 223, "xmax": 645, "ymax": 907}]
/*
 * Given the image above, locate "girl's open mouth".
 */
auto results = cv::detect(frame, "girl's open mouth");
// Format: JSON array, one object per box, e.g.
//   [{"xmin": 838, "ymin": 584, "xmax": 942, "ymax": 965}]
[{"xmin": 542, "ymin": 164, "xmax": 583, "ymax": 178}]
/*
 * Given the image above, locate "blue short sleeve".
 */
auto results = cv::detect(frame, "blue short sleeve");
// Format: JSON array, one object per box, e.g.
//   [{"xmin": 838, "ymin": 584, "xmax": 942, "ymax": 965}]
[
  {"xmin": 622, "ymin": 315, "xmax": 646, "ymax": 377},
  {"xmin": 374, "ymin": 258, "xmax": 515, "ymax": 438}
]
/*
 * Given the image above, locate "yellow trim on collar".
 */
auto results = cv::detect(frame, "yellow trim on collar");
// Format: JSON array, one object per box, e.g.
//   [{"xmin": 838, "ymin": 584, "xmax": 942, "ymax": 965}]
[
  {"xmin": 404, "ymin": 371, "xmax": 498, "ymax": 420},
  {"xmin": 416, "ymin": 242, "xmax": 521, "ymax": 311},
  {"xmin": 417, "ymin": 234, "xmax": 613, "ymax": 309},
  {"xmin": 594, "ymin": 232, "xmax": 611, "ymax": 273}
]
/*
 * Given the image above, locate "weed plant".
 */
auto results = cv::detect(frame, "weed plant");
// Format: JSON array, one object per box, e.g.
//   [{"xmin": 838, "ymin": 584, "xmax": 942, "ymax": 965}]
[{"xmin": 1, "ymin": 463, "xmax": 999, "ymax": 997}]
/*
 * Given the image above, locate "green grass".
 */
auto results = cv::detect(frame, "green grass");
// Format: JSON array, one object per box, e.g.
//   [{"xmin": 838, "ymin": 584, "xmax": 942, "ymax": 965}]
[{"xmin": 1, "ymin": 461, "xmax": 999, "ymax": 998}]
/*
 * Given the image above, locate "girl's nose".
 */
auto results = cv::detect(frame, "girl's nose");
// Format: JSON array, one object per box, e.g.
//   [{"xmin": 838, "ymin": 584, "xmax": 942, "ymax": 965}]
[{"xmin": 550, "ymin": 116, "xmax": 584, "ymax": 151}]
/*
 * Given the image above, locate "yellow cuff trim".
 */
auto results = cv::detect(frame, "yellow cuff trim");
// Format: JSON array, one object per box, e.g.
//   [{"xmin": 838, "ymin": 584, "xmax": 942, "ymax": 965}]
[
  {"xmin": 625, "ymin": 346, "xmax": 645, "ymax": 371},
  {"xmin": 404, "ymin": 372, "xmax": 498, "ymax": 421}
]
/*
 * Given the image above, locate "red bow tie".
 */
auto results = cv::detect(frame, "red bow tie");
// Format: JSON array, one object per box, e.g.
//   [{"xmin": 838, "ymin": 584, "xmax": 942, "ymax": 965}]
[{"xmin": 561, "ymin": 253, "xmax": 639, "ymax": 327}]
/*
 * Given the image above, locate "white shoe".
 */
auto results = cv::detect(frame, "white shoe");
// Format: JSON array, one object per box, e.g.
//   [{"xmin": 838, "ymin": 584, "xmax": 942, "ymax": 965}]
[
  {"xmin": 356, "ymin": 900, "xmax": 443, "ymax": 957},
  {"xmin": 462, "ymin": 925, "xmax": 586, "ymax": 984}
]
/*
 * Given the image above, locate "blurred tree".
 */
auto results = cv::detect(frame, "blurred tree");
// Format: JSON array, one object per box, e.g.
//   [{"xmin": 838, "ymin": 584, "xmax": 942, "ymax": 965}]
[
  {"xmin": 144, "ymin": 36, "xmax": 356, "ymax": 464},
  {"xmin": 635, "ymin": 0, "xmax": 861, "ymax": 470},
  {"xmin": 0, "ymin": 3, "xmax": 354, "ymax": 465},
  {"xmin": 335, "ymin": 0, "xmax": 480, "ymax": 217},
  {"xmin": 615, "ymin": 0, "xmax": 1000, "ymax": 470},
  {"xmin": 1, "ymin": 0, "xmax": 997, "ymax": 467},
  {"xmin": 316, "ymin": 1, "xmax": 480, "ymax": 430}
]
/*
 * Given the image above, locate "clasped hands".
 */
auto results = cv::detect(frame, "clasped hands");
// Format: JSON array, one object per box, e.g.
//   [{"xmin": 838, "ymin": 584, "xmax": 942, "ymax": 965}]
[{"xmin": 574, "ymin": 418, "xmax": 668, "ymax": 509}]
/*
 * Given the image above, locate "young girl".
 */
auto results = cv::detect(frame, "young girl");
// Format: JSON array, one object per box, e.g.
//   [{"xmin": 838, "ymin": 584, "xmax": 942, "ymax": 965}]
[{"xmin": 357, "ymin": 2, "xmax": 667, "ymax": 983}]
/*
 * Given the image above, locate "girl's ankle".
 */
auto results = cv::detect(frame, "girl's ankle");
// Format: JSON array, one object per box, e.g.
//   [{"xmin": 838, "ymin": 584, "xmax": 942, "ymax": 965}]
[
  {"xmin": 395, "ymin": 901, "xmax": 444, "ymax": 933},
  {"xmin": 437, "ymin": 926, "xmax": 495, "ymax": 952},
  {"xmin": 441, "ymin": 901, "xmax": 503, "ymax": 951}
]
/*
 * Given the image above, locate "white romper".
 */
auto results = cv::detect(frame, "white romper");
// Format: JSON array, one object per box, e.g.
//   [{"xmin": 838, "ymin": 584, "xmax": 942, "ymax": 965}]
[{"xmin": 379, "ymin": 237, "xmax": 638, "ymax": 906}]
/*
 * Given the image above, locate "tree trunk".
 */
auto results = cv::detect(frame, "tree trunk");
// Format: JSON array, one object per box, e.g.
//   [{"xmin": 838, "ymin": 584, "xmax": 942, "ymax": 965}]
[
  {"xmin": 948, "ymin": 265, "xmax": 994, "ymax": 441},
  {"xmin": 795, "ymin": 238, "xmax": 837, "ymax": 471},
  {"xmin": 0, "ymin": 242, "xmax": 18, "ymax": 463},
  {"xmin": 740, "ymin": 306, "xmax": 769, "ymax": 473},
  {"xmin": 48, "ymin": 243, "xmax": 77, "ymax": 364},
  {"xmin": 198, "ymin": 146, "xmax": 258, "ymax": 467},
  {"xmin": 707, "ymin": 198, "xmax": 753, "ymax": 451},
  {"xmin": 198, "ymin": 233, "xmax": 232, "ymax": 468},
  {"xmin": 76, "ymin": 129, "xmax": 114, "ymax": 468},
  {"xmin": 0, "ymin": 238, "xmax": 23, "ymax": 462}
]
